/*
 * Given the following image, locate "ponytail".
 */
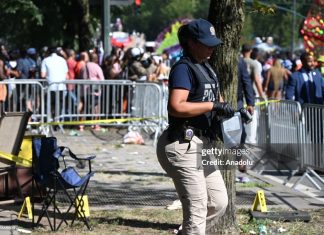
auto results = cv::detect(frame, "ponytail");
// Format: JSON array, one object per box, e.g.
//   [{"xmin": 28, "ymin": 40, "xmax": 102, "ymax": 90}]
[{"xmin": 178, "ymin": 24, "xmax": 191, "ymax": 55}]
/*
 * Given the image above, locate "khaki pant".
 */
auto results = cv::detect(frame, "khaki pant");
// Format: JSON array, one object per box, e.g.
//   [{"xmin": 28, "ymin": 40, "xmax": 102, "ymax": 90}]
[{"xmin": 156, "ymin": 129, "xmax": 228, "ymax": 235}]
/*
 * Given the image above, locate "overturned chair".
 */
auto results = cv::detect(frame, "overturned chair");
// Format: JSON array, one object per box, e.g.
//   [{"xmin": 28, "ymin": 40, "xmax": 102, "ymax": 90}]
[{"xmin": 32, "ymin": 136, "xmax": 95, "ymax": 231}]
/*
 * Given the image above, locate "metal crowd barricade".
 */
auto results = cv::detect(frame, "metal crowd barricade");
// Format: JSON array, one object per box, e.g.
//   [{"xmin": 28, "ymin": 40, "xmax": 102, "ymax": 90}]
[
  {"xmin": 255, "ymin": 97, "xmax": 268, "ymax": 148},
  {"xmin": 249, "ymin": 98, "xmax": 302, "ymax": 175},
  {"xmin": 0, "ymin": 79, "xmax": 46, "ymax": 124},
  {"xmin": 267, "ymin": 100, "xmax": 302, "ymax": 162},
  {"xmin": 47, "ymin": 80, "xmax": 164, "ymax": 144},
  {"xmin": 292, "ymin": 104, "xmax": 324, "ymax": 190},
  {"xmin": 47, "ymin": 80, "xmax": 133, "ymax": 122},
  {"xmin": 131, "ymin": 81, "xmax": 164, "ymax": 144},
  {"xmin": 245, "ymin": 97, "xmax": 270, "ymax": 173},
  {"xmin": 160, "ymin": 81, "xmax": 169, "ymax": 130}
]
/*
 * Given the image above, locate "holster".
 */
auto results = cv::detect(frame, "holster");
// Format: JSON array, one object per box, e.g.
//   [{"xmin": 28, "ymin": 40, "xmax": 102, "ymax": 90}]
[
  {"xmin": 210, "ymin": 117, "xmax": 223, "ymax": 141},
  {"xmin": 167, "ymin": 126, "xmax": 186, "ymax": 142}
]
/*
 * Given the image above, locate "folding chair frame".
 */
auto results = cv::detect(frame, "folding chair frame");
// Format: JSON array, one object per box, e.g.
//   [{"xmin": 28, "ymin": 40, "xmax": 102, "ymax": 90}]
[{"xmin": 32, "ymin": 140, "xmax": 95, "ymax": 231}]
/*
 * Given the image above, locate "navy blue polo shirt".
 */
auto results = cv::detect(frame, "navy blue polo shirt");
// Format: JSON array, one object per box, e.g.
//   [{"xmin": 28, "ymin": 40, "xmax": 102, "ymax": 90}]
[{"xmin": 169, "ymin": 64, "xmax": 193, "ymax": 91}]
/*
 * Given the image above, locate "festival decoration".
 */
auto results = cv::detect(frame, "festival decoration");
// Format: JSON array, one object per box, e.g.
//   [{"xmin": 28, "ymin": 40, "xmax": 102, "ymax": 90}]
[
  {"xmin": 155, "ymin": 19, "xmax": 190, "ymax": 55},
  {"xmin": 300, "ymin": 0, "xmax": 324, "ymax": 56}
]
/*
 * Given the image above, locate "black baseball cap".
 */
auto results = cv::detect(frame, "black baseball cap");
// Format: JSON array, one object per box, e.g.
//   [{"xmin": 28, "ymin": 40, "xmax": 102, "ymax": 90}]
[{"xmin": 187, "ymin": 19, "xmax": 222, "ymax": 47}]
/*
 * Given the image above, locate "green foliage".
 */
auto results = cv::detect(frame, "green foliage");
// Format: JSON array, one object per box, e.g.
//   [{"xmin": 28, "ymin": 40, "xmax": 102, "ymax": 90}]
[
  {"xmin": 241, "ymin": 0, "xmax": 313, "ymax": 51},
  {"xmin": 0, "ymin": 0, "xmax": 315, "ymax": 53},
  {"xmin": 251, "ymin": 0, "xmax": 276, "ymax": 15},
  {"xmin": 0, "ymin": 0, "xmax": 97, "ymax": 50},
  {"xmin": 0, "ymin": 0, "xmax": 42, "ymax": 24},
  {"xmin": 0, "ymin": 0, "xmax": 42, "ymax": 47}
]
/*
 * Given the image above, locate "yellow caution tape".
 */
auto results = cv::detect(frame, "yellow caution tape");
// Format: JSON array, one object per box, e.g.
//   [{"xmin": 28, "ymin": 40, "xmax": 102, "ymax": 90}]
[
  {"xmin": 0, "ymin": 151, "xmax": 32, "ymax": 167},
  {"xmin": 245, "ymin": 99, "xmax": 281, "ymax": 108},
  {"xmin": 255, "ymin": 99, "xmax": 280, "ymax": 106},
  {"xmin": 29, "ymin": 116, "xmax": 163, "ymax": 126},
  {"xmin": 27, "ymin": 100, "xmax": 279, "ymax": 127}
]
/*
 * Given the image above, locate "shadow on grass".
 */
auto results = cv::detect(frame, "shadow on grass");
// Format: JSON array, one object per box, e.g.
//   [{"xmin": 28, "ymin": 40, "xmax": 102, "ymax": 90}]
[
  {"xmin": 93, "ymin": 216, "xmax": 179, "ymax": 231},
  {"xmin": 0, "ymin": 216, "xmax": 41, "ymax": 231},
  {"xmin": 55, "ymin": 184, "xmax": 177, "ymax": 207},
  {"xmin": 96, "ymin": 170, "xmax": 167, "ymax": 177},
  {"xmin": 6, "ymin": 211, "xmax": 180, "ymax": 232}
]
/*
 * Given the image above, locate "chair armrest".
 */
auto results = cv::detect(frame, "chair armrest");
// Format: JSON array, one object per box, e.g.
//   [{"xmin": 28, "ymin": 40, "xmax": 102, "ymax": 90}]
[
  {"xmin": 56, "ymin": 146, "xmax": 96, "ymax": 161},
  {"xmin": 79, "ymin": 155, "xmax": 96, "ymax": 161},
  {"xmin": 55, "ymin": 146, "xmax": 96, "ymax": 170}
]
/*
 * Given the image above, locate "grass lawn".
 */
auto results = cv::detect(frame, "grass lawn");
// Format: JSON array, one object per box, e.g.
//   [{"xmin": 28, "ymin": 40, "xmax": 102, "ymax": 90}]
[{"xmin": 31, "ymin": 207, "xmax": 324, "ymax": 235}]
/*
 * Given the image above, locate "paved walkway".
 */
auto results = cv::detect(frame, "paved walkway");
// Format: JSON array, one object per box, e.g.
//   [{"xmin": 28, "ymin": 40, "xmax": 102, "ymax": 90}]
[{"xmin": 0, "ymin": 128, "xmax": 323, "ymax": 233}]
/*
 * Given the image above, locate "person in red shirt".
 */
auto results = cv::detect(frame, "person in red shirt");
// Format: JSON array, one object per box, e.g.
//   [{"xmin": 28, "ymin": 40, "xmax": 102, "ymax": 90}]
[
  {"xmin": 75, "ymin": 51, "xmax": 89, "ymax": 79},
  {"xmin": 74, "ymin": 51, "xmax": 89, "ymax": 131},
  {"xmin": 66, "ymin": 49, "xmax": 78, "ymax": 114}
]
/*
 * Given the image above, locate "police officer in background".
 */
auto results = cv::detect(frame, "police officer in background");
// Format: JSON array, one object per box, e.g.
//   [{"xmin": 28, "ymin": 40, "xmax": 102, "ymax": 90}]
[{"xmin": 156, "ymin": 19, "xmax": 235, "ymax": 234}]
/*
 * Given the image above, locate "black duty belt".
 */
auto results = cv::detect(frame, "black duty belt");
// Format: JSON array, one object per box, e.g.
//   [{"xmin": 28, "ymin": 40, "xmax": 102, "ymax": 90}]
[
  {"xmin": 194, "ymin": 129, "xmax": 212, "ymax": 138},
  {"xmin": 168, "ymin": 125, "xmax": 214, "ymax": 142}
]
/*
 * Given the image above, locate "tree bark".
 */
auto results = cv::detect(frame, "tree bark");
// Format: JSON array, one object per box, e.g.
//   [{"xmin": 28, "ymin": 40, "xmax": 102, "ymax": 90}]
[
  {"xmin": 207, "ymin": 1, "xmax": 245, "ymax": 234},
  {"xmin": 76, "ymin": 0, "xmax": 93, "ymax": 51}
]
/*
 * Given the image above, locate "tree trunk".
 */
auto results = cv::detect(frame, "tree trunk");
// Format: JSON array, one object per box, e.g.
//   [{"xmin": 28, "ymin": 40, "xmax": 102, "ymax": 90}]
[
  {"xmin": 76, "ymin": 0, "xmax": 93, "ymax": 51},
  {"xmin": 207, "ymin": 1, "xmax": 245, "ymax": 234}
]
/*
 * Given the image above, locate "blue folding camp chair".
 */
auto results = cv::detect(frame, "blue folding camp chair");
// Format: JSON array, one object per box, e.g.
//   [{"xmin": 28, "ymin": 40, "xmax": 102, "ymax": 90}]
[{"xmin": 32, "ymin": 136, "xmax": 95, "ymax": 231}]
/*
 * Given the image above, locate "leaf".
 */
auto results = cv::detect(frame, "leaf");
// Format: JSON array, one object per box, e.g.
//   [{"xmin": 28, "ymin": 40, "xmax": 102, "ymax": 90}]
[{"xmin": 251, "ymin": 0, "xmax": 276, "ymax": 15}]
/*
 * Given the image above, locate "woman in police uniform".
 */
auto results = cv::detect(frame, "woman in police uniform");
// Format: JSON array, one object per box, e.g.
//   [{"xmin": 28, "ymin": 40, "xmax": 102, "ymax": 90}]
[{"xmin": 156, "ymin": 19, "xmax": 235, "ymax": 235}]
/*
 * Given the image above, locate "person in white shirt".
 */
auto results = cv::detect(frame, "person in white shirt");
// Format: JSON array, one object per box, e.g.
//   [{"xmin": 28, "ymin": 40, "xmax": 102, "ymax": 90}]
[
  {"xmin": 41, "ymin": 47, "xmax": 68, "ymax": 121},
  {"xmin": 241, "ymin": 44, "xmax": 265, "ymax": 144}
]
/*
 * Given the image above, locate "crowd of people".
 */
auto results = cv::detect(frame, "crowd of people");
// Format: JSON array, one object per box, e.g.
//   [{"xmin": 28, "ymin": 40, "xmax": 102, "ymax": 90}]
[
  {"xmin": 0, "ymin": 43, "xmax": 172, "ymax": 126},
  {"xmin": 240, "ymin": 42, "xmax": 324, "ymax": 104},
  {"xmin": 0, "ymin": 44, "xmax": 171, "ymax": 84},
  {"xmin": 0, "ymin": 35, "xmax": 323, "ymax": 130}
]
